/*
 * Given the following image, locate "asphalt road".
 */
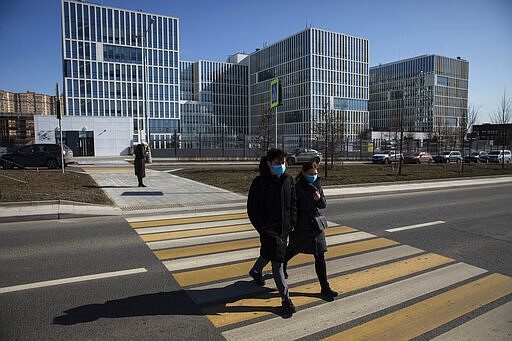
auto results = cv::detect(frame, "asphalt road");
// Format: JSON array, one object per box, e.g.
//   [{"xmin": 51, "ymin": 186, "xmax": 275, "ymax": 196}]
[
  {"xmin": 0, "ymin": 216, "xmax": 223, "ymax": 341},
  {"xmin": 1, "ymin": 183, "xmax": 510, "ymax": 340},
  {"xmin": 324, "ymin": 182, "xmax": 512, "ymax": 276}
]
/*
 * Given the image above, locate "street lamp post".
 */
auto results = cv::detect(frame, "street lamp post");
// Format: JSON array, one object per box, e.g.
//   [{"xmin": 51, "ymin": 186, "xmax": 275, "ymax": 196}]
[{"xmin": 135, "ymin": 17, "xmax": 155, "ymax": 163}]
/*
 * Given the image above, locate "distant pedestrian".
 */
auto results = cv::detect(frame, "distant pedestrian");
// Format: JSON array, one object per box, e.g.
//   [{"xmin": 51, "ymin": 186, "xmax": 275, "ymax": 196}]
[
  {"xmin": 284, "ymin": 161, "xmax": 338, "ymax": 300},
  {"xmin": 247, "ymin": 148, "xmax": 297, "ymax": 315},
  {"xmin": 134, "ymin": 143, "xmax": 147, "ymax": 187}
]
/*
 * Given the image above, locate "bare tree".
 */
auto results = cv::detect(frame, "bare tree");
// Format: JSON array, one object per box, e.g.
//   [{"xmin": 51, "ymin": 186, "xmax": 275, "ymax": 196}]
[
  {"xmin": 312, "ymin": 101, "xmax": 345, "ymax": 177},
  {"xmin": 491, "ymin": 89, "xmax": 512, "ymax": 125},
  {"xmin": 490, "ymin": 89, "xmax": 512, "ymax": 169},
  {"xmin": 251, "ymin": 108, "xmax": 274, "ymax": 156},
  {"xmin": 460, "ymin": 103, "xmax": 480, "ymax": 172}
]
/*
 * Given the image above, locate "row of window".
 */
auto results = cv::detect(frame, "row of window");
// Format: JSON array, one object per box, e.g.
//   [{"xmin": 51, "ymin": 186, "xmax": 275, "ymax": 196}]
[
  {"xmin": 312, "ymin": 71, "xmax": 368, "ymax": 88},
  {"xmin": 436, "ymin": 76, "xmax": 469, "ymax": 89},
  {"xmin": 64, "ymin": 60, "xmax": 179, "ymax": 85},
  {"xmin": 251, "ymin": 30, "xmax": 310, "ymax": 71},
  {"xmin": 66, "ymin": 79, "xmax": 178, "ymax": 102},
  {"xmin": 436, "ymin": 56, "xmax": 469, "ymax": 79},
  {"xmin": 63, "ymin": 1, "xmax": 178, "ymax": 51},
  {"xmin": 311, "ymin": 29, "xmax": 369, "ymax": 63},
  {"xmin": 67, "ymin": 98, "xmax": 179, "ymax": 118},
  {"xmin": 434, "ymin": 96, "xmax": 468, "ymax": 109},
  {"xmin": 371, "ymin": 56, "xmax": 435, "ymax": 81},
  {"xmin": 198, "ymin": 61, "xmax": 248, "ymax": 84},
  {"xmin": 64, "ymin": 39, "xmax": 179, "ymax": 68},
  {"xmin": 312, "ymin": 56, "xmax": 368, "ymax": 75}
]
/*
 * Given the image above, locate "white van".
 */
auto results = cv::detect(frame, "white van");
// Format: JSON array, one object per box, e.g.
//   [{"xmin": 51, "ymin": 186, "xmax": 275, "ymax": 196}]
[{"xmin": 487, "ymin": 150, "xmax": 512, "ymax": 163}]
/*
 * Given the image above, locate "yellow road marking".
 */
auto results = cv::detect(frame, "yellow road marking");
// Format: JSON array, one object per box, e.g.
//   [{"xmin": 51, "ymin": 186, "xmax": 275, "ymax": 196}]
[
  {"xmin": 173, "ymin": 238, "xmax": 398, "ymax": 287},
  {"xmin": 155, "ymin": 238, "xmax": 260, "ymax": 260},
  {"xmin": 205, "ymin": 253, "xmax": 454, "ymax": 327},
  {"xmin": 141, "ymin": 224, "xmax": 254, "ymax": 242},
  {"xmin": 153, "ymin": 226, "xmax": 357, "ymax": 260},
  {"xmin": 130, "ymin": 213, "xmax": 248, "ymax": 229},
  {"xmin": 323, "ymin": 273, "xmax": 512, "ymax": 341}
]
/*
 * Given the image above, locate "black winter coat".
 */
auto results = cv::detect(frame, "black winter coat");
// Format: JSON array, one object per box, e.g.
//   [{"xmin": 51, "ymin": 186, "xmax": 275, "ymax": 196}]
[
  {"xmin": 134, "ymin": 145, "xmax": 146, "ymax": 178},
  {"xmin": 247, "ymin": 157, "xmax": 297, "ymax": 262},
  {"xmin": 288, "ymin": 175, "xmax": 327, "ymax": 254}
]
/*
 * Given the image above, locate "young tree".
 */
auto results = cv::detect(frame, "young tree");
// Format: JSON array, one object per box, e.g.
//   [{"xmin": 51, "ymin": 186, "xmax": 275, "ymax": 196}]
[
  {"xmin": 490, "ymin": 89, "xmax": 512, "ymax": 169},
  {"xmin": 252, "ymin": 108, "xmax": 274, "ymax": 156},
  {"xmin": 460, "ymin": 103, "xmax": 480, "ymax": 172}
]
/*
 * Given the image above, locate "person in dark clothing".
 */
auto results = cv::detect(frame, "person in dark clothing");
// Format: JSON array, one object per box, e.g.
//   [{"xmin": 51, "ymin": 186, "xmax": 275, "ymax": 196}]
[
  {"xmin": 134, "ymin": 143, "xmax": 147, "ymax": 187},
  {"xmin": 284, "ymin": 161, "xmax": 338, "ymax": 300},
  {"xmin": 247, "ymin": 148, "xmax": 297, "ymax": 315}
]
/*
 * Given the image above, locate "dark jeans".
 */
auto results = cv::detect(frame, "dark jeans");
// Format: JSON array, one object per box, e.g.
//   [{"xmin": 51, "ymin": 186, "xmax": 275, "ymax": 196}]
[
  {"xmin": 285, "ymin": 248, "xmax": 329, "ymax": 288},
  {"xmin": 252, "ymin": 256, "xmax": 289, "ymax": 301}
]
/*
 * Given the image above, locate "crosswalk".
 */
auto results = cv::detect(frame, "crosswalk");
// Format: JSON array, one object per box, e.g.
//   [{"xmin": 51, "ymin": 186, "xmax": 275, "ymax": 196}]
[{"xmin": 126, "ymin": 209, "xmax": 512, "ymax": 340}]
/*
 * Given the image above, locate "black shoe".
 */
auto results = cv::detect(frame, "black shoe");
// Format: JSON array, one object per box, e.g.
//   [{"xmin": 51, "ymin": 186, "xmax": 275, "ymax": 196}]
[
  {"xmin": 140, "ymin": 184, "xmax": 146, "ymax": 187},
  {"xmin": 249, "ymin": 269, "xmax": 265, "ymax": 286},
  {"xmin": 282, "ymin": 298, "xmax": 296, "ymax": 315},
  {"xmin": 321, "ymin": 286, "xmax": 338, "ymax": 300}
]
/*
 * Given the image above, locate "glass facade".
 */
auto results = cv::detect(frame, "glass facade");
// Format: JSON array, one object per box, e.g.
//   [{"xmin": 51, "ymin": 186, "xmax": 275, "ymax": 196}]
[
  {"xmin": 249, "ymin": 28, "xmax": 369, "ymax": 148},
  {"xmin": 369, "ymin": 55, "xmax": 469, "ymax": 135},
  {"xmin": 180, "ymin": 60, "xmax": 249, "ymax": 148},
  {"xmin": 61, "ymin": 0, "xmax": 180, "ymax": 148}
]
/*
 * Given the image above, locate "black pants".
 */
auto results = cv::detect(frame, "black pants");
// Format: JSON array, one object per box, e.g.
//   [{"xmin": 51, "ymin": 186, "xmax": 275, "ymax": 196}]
[
  {"xmin": 137, "ymin": 176, "xmax": 144, "ymax": 186},
  {"xmin": 285, "ymin": 248, "xmax": 328, "ymax": 288}
]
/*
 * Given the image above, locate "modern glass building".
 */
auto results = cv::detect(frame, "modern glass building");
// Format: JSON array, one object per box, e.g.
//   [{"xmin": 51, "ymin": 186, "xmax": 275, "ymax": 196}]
[
  {"xmin": 369, "ymin": 55, "xmax": 469, "ymax": 138},
  {"xmin": 61, "ymin": 0, "xmax": 180, "ymax": 150},
  {"xmin": 180, "ymin": 59, "xmax": 249, "ymax": 150},
  {"xmin": 249, "ymin": 27, "xmax": 369, "ymax": 149}
]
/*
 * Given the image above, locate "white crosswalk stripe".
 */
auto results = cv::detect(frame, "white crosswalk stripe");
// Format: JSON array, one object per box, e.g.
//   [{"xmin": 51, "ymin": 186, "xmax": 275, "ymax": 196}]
[{"xmin": 126, "ymin": 208, "xmax": 512, "ymax": 340}]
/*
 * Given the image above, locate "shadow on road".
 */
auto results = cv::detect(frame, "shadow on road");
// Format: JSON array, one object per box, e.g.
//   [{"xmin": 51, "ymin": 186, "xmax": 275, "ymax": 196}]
[
  {"xmin": 53, "ymin": 290, "xmax": 201, "ymax": 325},
  {"xmin": 53, "ymin": 280, "xmax": 313, "ymax": 325},
  {"xmin": 121, "ymin": 191, "xmax": 164, "ymax": 196}
]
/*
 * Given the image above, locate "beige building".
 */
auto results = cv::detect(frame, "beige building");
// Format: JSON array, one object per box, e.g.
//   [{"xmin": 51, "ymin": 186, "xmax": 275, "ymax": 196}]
[
  {"xmin": 0, "ymin": 90, "xmax": 62, "ymax": 149},
  {"xmin": 0, "ymin": 90, "xmax": 60, "ymax": 116}
]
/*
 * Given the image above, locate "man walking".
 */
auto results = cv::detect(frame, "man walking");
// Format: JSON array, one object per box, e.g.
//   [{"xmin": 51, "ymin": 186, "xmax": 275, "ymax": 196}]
[{"xmin": 247, "ymin": 148, "xmax": 297, "ymax": 315}]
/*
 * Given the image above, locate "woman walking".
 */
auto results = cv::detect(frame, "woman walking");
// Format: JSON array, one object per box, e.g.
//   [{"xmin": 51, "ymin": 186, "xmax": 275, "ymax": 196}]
[
  {"xmin": 134, "ymin": 143, "xmax": 147, "ymax": 187},
  {"xmin": 284, "ymin": 161, "xmax": 338, "ymax": 300}
]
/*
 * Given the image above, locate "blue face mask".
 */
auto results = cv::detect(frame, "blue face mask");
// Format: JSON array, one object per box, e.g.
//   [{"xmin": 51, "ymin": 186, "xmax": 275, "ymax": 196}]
[
  {"xmin": 272, "ymin": 164, "xmax": 286, "ymax": 175},
  {"xmin": 305, "ymin": 174, "xmax": 317, "ymax": 183}
]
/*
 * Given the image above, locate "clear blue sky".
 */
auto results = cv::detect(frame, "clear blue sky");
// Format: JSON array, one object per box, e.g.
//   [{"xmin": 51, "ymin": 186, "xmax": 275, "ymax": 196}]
[{"xmin": 1, "ymin": 0, "xmax": 511, "ymax": 123}]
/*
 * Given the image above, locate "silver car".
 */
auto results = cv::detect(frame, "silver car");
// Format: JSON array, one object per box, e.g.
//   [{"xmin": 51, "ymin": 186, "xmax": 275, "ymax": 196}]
[{"xmin": 286, "ymin": 148, "xmax": 321, "ymax": 165}]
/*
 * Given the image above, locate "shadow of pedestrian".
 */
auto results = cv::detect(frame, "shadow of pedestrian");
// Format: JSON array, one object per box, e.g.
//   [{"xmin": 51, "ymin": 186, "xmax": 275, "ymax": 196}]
[
  {"xmin": 53, "ymin": 290, "xmax": 200, "ymax": 325},
  {"xmin": 121, "ymin": 191, "xmax": 164, "ymax": 196},
  {"xmin": 53, "ymin": 279, "xmax": 310, "ymax": 325}
]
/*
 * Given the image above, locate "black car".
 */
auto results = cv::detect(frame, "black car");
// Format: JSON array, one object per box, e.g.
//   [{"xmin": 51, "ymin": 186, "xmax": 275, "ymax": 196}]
[
  {"xmin": 464, "ymin": 151, "xmax": 488, "ymax": 163},
  {"xmin": 1, "ymin": 144, "xmax": 69, "ymax": 169}
]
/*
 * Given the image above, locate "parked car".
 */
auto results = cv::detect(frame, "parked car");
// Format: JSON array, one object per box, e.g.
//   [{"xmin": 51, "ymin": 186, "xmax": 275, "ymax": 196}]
[
  {"xmin": 372, "ymin": 150, "xmax": 403, "ymax": 164},
  {"xmin": 404, "ymin": 152, "xmax": 433, "ymax": 164},
  {"xmin": 1, "ymin": 144, "xmax": 71, "ymax": 169},
  {"xmin": 433, "ymin": 151, "xmax": 462, "ymax": 163},
  {"xmin": 487, "ymin": 150, "xmax": 512, "ymax": 163},
  {"xmin": 464, "ymin": 151, "xmax": 488, "ymax": 163},
  {"xmin": 286, "ymin": 148, "xmax": 321, "ymax": 165}
]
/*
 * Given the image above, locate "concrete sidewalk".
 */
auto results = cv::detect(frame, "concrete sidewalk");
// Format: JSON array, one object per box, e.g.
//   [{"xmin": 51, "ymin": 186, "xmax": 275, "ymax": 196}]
[
  {"xmin": 0, "ymin": 200, "xmax": 122, "ymax": 223},
  {"xmin": 84, "ymin": 167, "xmax": 246, "ymax": 213}
]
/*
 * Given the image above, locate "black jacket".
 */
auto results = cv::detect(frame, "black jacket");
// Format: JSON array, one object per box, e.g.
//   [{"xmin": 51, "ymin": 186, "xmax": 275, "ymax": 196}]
[
  {"xmin": 247, "ymin": 157, "xmax": 297, "ymax": 262},
  {"xmin": 288, "ymin": 175, "xmax": 327, "ymax": 254},
  {"xmin": 134, "ymin": 145, "xmax": 146, "ymax": 178}
]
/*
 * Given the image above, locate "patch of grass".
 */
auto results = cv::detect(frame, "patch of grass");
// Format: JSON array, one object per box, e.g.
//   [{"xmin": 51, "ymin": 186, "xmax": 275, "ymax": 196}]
[
  {"xmin": 0, "ymin": 170, "xmax": 112, "ymax": 204},
  {"xmin": 174, "ymin": 163, "xmax": 512, "ymax": 194}
]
